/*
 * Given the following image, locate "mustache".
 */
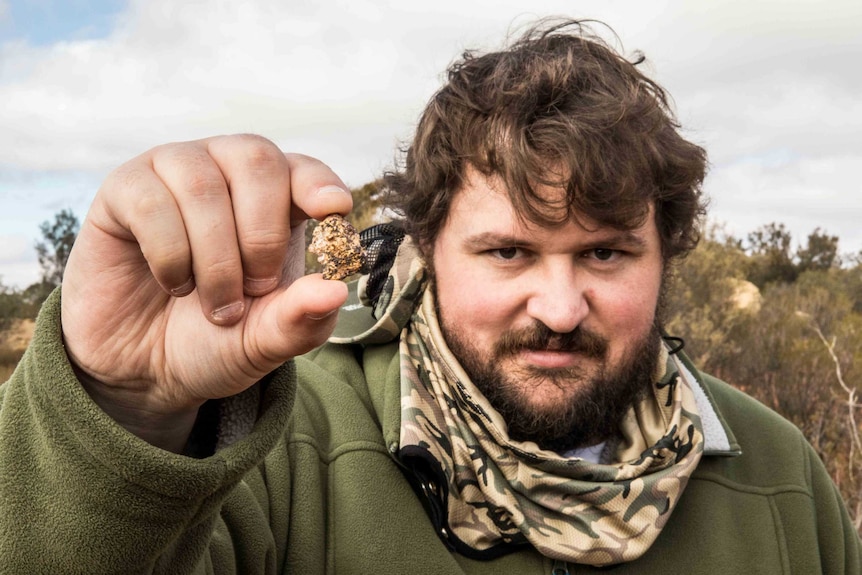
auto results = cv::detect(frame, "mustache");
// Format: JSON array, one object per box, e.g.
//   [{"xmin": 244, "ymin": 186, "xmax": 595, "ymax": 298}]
[{"xmin": 494, "ymin": 323, "xmax": 608, "ymax": 359}]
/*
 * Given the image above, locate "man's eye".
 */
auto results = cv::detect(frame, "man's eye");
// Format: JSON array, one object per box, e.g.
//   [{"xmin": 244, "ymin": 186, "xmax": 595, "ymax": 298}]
[
  {"xmin": 494, "ymin": 247, "xmax": 520, "ymax": 260},
  {"xmin": 590, "ymin": 248, "xmax": 617, "ymax": 261}
]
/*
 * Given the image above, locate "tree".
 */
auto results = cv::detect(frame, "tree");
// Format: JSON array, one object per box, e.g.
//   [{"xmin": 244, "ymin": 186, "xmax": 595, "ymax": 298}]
[
  {"xmin": 745, "ymin": 222, "xmax": 798, "ymax": 286},
  {"xmin": 797, "ymin": 228, "xmax": 840, "ymax": 272},
  {"xmin": 745, "ymin": 224, "xmax": 844, "ymax": 289},
  {"xmin": 35, "ymin": 209, "xmax": 79, "ymax": 287}
]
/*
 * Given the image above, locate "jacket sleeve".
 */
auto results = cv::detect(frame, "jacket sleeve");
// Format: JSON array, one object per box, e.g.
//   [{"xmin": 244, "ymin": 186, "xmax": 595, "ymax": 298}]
[
  {"xmin": 0, "ymin": 290, "xmax": 295, "ymax": 574},
  {"xmin": 809, "ymin": 441, "xmax": 862, "ymax": 574}
]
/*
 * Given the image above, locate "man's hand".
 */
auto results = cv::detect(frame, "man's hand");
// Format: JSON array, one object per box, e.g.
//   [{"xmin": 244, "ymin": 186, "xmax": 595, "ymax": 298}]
[{"xmin": 61, "ymin": 135, "xmax": 352, "ymax": 451}]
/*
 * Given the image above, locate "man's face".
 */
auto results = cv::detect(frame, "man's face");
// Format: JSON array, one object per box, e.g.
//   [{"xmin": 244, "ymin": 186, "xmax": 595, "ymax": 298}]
[{"xmin": 430, "ymin": 167, "xmax": 665, "ymax": 451}]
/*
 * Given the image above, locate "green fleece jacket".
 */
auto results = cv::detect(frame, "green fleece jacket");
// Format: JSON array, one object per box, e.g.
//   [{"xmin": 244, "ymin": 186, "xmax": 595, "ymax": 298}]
[{"xmin": 1, "ymin": 291, "xmax": 860, "ymax": 574}]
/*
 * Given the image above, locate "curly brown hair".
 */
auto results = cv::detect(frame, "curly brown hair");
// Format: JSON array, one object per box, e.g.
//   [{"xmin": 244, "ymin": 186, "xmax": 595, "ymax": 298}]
[{"xmin": 384, "ymin": 19, "xmax": 708, "ymax": 262}]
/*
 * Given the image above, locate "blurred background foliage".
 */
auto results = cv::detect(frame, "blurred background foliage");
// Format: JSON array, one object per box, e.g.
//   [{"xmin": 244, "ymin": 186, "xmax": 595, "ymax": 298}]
[{"xmin": 665, "ymin": 223, "xmax": 862, "ymax": 530}]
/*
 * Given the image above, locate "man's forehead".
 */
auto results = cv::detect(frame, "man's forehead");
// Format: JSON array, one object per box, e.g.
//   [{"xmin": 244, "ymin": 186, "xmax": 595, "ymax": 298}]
[
  {"xmin": 454, "ymin": 166, "xmax": 564, "ymax": 214},
  {"xmin": 452, "ymin": 167, "xmax": 655, "ymax": 236}
]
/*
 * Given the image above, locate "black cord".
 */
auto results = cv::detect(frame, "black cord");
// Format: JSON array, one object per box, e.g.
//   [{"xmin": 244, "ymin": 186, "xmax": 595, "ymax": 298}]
[{"xmin": 662, "ymin": 335, "xmax": 685, "ymax": 355}]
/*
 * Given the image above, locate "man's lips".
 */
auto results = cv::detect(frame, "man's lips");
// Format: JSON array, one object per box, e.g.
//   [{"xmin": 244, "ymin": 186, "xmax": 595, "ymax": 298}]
[{"xmin": 517, "ymin": 349, "xmax": 592, "ymax": 369}]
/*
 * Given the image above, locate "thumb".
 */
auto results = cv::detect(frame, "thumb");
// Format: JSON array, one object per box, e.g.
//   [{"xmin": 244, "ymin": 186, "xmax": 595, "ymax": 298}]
[{"xmin": 255, "ymin": 275, "xmax": 349, "ymax": 362}]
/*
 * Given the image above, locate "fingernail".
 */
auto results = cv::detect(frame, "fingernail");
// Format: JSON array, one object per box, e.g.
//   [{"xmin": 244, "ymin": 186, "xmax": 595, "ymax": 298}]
[
  {"xmin": 305, "ymin": 309, "xmax": 337, "ymax": 321},
  {"xmin": 170, "ymin": 277, "xmax": 195, "ymax": 297},
  {"xmin": 211, "ymin": 301, "xmax": 245, "ymax": 324},
  {"xmin": 244, "ymin": 276, "xmax": 278, "ymax": 295},
  {"xmin": 316, "ymin": 185, "xmax": 350, "ymax": 196}
]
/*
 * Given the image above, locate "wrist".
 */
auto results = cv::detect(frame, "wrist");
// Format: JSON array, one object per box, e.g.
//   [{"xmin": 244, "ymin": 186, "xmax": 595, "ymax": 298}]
[{"xmin": 72, "ymin": 363, "xmax": 201, "ymax": 453}]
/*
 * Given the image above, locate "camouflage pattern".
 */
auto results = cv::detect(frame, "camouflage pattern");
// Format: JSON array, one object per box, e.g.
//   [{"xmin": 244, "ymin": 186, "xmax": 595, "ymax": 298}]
[{"xmin": 333, "ymin": 238, "xmax": 705, "ymax": 566}]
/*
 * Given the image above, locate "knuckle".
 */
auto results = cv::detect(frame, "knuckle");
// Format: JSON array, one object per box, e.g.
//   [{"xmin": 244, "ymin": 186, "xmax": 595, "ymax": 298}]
[
  {"xmin": 151, "ymin": 141, "xmax": 227, "ymax": 201},
  {"xmin": 150, "ymin": 140, "xmax": 180, "ymax": 156},
  {"xmin": 103, "ymin": 163, "xmax": 148, "ymax": 197},
  {"xmin": 131, "ymin": 187, "xmax": 172, "ymax": 219},
  {"xmin": 235, "ymin": 135, "xmax": 286, "ymax": 175},
  {"xmin": 231, "ymin": 133, "xmax": 276, "ymax": 148},
  {"xmin": 241, "ymin": 229, "xmax": 289, "ymax": 259},
  {"xmin": 142, "ymin": 241, "xmax": 189, "ymax": 277},
  {"xmin": 150, "ymin": 140, "xmax": 205, "ymax": 166},
  {"xmin": 182, "ymin": 171, "xmax": 227, "ymax": 200},
  {"xmin": 156, "ymin": 244, "xmax": 190, "ymax": 271},
  {"xmin": 204, "ymin": 255, "xmax": 241, "ymax": 279}
]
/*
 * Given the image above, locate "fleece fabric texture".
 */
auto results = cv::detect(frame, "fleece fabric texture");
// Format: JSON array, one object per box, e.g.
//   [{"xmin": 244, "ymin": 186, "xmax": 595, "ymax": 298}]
[{"xmin": 0, "ymin": 290, "xmax": 860, "ymax": 574}]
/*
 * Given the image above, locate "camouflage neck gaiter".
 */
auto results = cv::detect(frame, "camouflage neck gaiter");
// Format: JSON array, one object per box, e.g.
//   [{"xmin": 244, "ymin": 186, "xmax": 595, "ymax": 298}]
[{"xmin": 399, "ymin": 287, "xmax": 705, "ymax": 566}]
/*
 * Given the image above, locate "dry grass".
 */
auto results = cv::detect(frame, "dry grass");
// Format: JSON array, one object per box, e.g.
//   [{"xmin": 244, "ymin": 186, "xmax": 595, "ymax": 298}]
[{"xmin": 0, "ymin": 319, "xmax": 33, "ymax": 383}]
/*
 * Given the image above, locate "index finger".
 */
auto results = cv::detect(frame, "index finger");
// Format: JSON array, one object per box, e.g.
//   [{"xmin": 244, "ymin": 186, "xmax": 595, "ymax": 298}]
[{"xmin": 206, "ymin": 139, "xmax": 353, "ymax": 296}]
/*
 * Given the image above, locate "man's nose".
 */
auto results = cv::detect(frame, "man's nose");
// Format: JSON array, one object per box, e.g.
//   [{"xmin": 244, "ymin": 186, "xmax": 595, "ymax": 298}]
[{"xmin": 524, "ymin": 262, "xmax": 589, "ymax": 334}]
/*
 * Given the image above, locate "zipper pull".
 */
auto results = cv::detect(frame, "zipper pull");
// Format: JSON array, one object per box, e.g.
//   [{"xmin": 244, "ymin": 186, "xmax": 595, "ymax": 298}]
[{"xmin": 552, "ymin": 560, "xmax": 570, "ymax": 575}]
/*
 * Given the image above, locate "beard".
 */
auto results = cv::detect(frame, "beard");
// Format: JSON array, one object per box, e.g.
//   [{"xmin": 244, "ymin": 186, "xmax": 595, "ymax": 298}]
[{"xmin": 440, "ymin": 309, "xmax": 663, "ymax": 453}]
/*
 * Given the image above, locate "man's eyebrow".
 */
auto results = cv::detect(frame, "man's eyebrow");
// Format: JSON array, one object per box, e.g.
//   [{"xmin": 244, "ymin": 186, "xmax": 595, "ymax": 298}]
[
  {"xmin": 463, "ymin": 232, "xmax": 527, "ymax": 249},
  {"xmin": 585, "ymin": 229, "xmax": 649, "ymax": 249}
]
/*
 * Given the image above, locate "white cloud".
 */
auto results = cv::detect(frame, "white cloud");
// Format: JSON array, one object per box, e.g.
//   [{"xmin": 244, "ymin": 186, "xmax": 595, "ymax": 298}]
[
  {"xmin": 0, "ymin": 234, "xmax": 30, "ymax": 261},
  {"xmin": 0, "ymin": 234, "xmax": 39, "ymax": 289},
  {"xmin": 0, "ymin": 0, "xmax": 657, "ymax": 179}
]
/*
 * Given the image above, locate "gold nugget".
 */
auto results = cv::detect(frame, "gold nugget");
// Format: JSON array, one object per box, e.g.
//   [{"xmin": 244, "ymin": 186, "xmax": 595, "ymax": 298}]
[{"xmin": 308, "ymin": 214, "xmax": 366, "ymax": 280}]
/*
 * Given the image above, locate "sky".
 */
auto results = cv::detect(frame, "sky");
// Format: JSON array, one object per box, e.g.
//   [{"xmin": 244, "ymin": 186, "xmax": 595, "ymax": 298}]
[{"xmin": 0, "ymin": 0, "xmax": 860, "ymax": 288}]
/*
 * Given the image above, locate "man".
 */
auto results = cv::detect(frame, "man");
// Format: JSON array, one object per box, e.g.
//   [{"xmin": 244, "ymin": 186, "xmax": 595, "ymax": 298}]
[{"xmin": 1, "ymin": 19, "xmax": 859, "ymax": 574}]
